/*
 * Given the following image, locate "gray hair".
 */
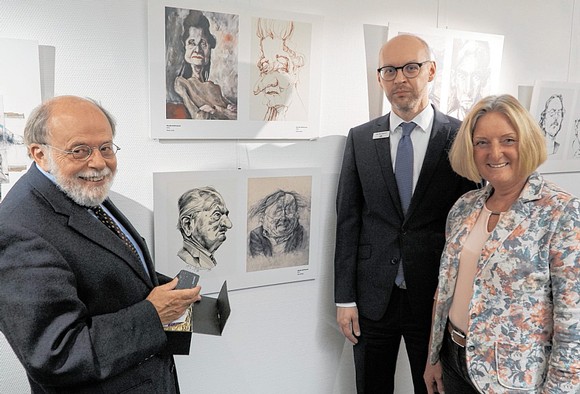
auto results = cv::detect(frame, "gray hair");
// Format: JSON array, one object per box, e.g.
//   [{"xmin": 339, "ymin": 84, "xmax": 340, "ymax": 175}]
[
  {"xmin": 248, "ymin": 189, "xmax": 307, "ymax": 219},
  {"xmin": 177, "ymin": 186, "xmax": 225, "ymax": 233},
  {"xmin": 24, "ymin": 96, "xmax": 116, "ymax": 147}
]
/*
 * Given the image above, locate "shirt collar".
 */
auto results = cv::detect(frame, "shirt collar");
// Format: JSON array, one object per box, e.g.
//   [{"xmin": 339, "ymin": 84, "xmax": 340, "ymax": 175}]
[
  {"xmin": 36, "ymin": 162, "xmax": 58, "ymax": 184},
  {"xmin": 390, "ymin": 104, "xmax": 434, "ymax": 134},
  {"xmin": 183, "ymin": 237, "xmax": 215, "ymax": 262}
]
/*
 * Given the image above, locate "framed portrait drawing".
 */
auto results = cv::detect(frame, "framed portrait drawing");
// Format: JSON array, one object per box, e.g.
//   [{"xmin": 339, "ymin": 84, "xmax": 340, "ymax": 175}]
[
  {"xmin": 148, "ymin": 0, "xmax": 323, "ymax": 139},
  {"xmin": 530, "ymin": 80, "xmax": 580, "ymax": 173},
  {"xmin": 153, "ymin": 168, "xmax": 320, "ymax": 294}
]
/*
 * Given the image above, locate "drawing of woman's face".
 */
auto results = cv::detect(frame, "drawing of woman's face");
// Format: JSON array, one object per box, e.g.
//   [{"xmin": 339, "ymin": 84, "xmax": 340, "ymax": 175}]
[{"xmin": 184, "ymin": 27, "xmax": 211, "ymax": 68}]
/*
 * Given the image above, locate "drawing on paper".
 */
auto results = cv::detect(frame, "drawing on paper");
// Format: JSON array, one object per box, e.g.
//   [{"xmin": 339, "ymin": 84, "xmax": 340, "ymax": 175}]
[
  {"xmin": 250, "ymin": 18, "xmax": 311, "ymax": 122},
  {"xmin": 447, "ymin": 39, "xmax": 492, "ymax": 120},
  {"xmin": 538, "ymin": 94, "xmax": 565, "ymax": 155},
  {"xmin": 246, "ymin": 176, "xmax": 311, "ymax": 272},
  {"xmin": 176, "ymin": 186, "xmax": 233, "ymax": 271},
  {"xmin": 165, "ymin": 7, "xmax": 238, "ymax": 120}
]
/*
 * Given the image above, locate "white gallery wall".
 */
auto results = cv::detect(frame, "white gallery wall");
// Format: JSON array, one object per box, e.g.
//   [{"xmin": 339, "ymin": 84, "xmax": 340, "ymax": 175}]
[{"xmin": 1, "ymin": 1, "xmax": 579, "ymax": 393}]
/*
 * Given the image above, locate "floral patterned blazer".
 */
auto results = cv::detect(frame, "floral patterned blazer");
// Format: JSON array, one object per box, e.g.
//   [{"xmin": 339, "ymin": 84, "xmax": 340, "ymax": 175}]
[{"xmin": 429, "ymin": 172, "xmax": 580, "ymax": 393}]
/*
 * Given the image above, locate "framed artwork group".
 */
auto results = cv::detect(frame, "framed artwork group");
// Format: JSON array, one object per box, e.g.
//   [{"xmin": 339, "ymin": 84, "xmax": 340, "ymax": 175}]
[
  {"xmin": 153, "ymin": 168, "xmax": 320, "ymax": 294},
  {"xmin": 148, "ymin": 0, "xmax": 323, "ymax": 140}
]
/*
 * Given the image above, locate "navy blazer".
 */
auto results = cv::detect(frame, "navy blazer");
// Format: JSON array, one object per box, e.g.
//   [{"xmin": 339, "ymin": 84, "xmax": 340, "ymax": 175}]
[
  {"xmin": 334, "ymin": 107, "xmax": 478, "ymax": 321},
  {"xmin": 0, "ymin": 164, "xmax": 178, "ymax": 393}
]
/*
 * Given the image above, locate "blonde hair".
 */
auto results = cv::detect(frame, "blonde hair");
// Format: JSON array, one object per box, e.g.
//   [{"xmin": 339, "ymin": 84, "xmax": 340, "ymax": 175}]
[{"xmin": 449, "ymin": 94, "xmax": 547, "ymax": 183}]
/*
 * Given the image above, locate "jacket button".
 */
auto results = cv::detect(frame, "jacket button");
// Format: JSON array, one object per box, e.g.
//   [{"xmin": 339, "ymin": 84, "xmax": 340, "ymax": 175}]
[
  {"xmin": 390, "ymin": 258, "xmax": 398, "ymax": 265},
  {"xmin": 470, "ymin": 313, "xmax": 476, "ymax": 319},
  {"xmin": 468, "ymin": 346, "xmax": 475, "ymax": 351}
]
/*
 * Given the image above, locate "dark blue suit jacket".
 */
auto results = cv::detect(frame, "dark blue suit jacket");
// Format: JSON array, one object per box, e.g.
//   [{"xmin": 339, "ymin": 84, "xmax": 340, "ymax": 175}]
[
  {"xmin": 334, "ymin": 107, "xmax": 478, "ymax": 321},
  {"xmin": 0, "ymin": 163, "xmax": 178, "ymax": 393}
]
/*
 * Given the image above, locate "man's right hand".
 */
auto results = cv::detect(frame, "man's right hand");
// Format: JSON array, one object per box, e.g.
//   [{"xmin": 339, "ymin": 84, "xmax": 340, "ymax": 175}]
[
  {"xmin": 337, "ymin": 306, "xmax": 361, "ymax": 344},
  {"xmin": 146, "ymin": 278, "xmax": 201, "ymax": 325}
]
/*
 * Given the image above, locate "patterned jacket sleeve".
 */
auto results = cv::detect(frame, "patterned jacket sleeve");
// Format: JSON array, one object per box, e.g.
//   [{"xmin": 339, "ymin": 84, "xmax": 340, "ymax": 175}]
[{"xmin": 542, "ymin": 196, "xmax": 580, "ymax": 393}]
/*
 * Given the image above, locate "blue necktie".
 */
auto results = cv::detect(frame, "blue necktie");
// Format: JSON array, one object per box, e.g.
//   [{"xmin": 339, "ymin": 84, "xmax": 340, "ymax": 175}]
[
  {"xmin": 394, "ymin": 122, "xmax": 415, "ymax": 288},
  {"xmin": 395, "ymin": 122, "xmax": 415, "ymax": 214}
]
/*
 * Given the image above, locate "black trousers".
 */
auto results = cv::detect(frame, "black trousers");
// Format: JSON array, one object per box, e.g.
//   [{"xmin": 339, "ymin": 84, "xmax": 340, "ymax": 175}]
[
  {"xmin": 439, "ymin": 325, "xmax": 480, "ymax": 393},
  {"xmin": 354, "ymin": 287, "xmax": 430, "ymax": 394}
]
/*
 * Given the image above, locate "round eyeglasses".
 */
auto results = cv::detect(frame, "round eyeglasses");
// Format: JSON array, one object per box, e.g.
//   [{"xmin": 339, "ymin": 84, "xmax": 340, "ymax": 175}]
[
  {"xmin": 43, "ymin": 142, "xmax": 120, "ymax": 161},
  {"xmin": 377, "ymin": 61, "xmax": 433, "ymax": 81}
]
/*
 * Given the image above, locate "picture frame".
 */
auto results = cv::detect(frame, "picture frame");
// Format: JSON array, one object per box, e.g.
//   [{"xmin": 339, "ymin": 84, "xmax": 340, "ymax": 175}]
[
  {"xmin": 153, "ymin": 167, "xmax": 321, "ymax": 294},
  {"xmin": 530, "ymin": 80, "xmax": 580, "ymax": 173},
  {"xmin": 148, "ymin": 0, "xmax": 323, "ymax": 139}
]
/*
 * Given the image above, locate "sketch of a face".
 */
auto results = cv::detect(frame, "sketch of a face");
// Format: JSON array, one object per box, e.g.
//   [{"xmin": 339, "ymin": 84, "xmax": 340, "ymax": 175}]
[
  {"xmin": 184, "ymin": 27, "xmax": 211, "ymax": 71},
  {"xmin": 187, "ymin": 200, "xmax": 232, "ymax": 253},
  {"xmin": 178, "ymin": 10, "xmax": 217, "ymax": 83},
  {"xmin": 455, "ymin": 55, "xmax": 485, "ymax": 110},
  {"xmin": 253, "ymin": 18, "xmax": 305, "ymax": 121},
  {"xmin": 247, "ymin": 188, "xmax": 308, "ymax": 261},
  {"xmin": 449, "ymin": 40, "xmax": 490, "ymax": 119},
  {"xmin": 178, "ymin": 186, "xmax": 233, "ymax": 258},
  {"xmin": 262, "ymin": 193, "xmax": 299, "ymax": 238},
  {"xmin": 255, "ymin": 40, "xmax": 296, "ymax": 109},
  {"xmin": 540, "ymin": 95, "xmax": 564, "ymax": 138}
]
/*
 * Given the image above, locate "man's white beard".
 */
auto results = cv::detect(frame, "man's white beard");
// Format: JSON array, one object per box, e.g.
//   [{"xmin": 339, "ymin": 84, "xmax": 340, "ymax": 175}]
[{"xmin": 46, "ymin": 152, "xmax": 115, "ymax": 207}]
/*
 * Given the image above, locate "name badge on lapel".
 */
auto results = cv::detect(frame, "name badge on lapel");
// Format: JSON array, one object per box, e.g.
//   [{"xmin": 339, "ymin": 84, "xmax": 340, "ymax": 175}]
[{"xmin": 373, "ymin": 130, "xmax": 390, "ymax": 139}]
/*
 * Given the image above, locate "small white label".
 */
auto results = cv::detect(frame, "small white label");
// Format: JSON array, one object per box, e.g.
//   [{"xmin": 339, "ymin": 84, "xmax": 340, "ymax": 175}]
[{"xmin": 373, "ymin": 131, "xmax": 390, "ymax": 139}]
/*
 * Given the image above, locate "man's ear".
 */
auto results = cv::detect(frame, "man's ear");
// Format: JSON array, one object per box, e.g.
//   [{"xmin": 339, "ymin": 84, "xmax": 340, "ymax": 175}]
[
  {"xmin": 181, "ymin": 216, "xmax": 193, "ymax": 237},
  {"xmin": 427, "ymin": 61, "xmax": 437, "ymax": 82},
  {"xmin": 29, "ymin": 144, "xmax": 51, "ymax": 172}
]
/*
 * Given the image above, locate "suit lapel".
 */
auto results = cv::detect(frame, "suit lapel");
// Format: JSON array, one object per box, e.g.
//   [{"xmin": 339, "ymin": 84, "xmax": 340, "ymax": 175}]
[
  {"xmin": 28, "ymin": 164, "xmax": 154, "ymax": 288},
  {"xmin": 103, "ymin": 199, "xmax": 158, "ymax": 286},
  {"xmin": 408, "ymin": 109, "xmax": 451, "ymax": 217},
  {"xmin": 69, "ymin": 206, "xmax": 154, "ymax": 287},
  {"xmin": 372, "ymin": 115, "xmax": 405, "ymax": 217}
]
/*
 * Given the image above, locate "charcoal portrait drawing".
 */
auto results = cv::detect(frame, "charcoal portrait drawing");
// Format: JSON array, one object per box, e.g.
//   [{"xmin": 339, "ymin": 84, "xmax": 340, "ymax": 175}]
[
  {"xmin": 447, "ymin": 39, "xmax": 491, "ymax": 120},
  {"xmin": 177, "ymin": 186, "xmax": 233, "ymax": 271},
  {"xmin": 246, "ymin": 176, "xmax": 312, "ymax": 272}
]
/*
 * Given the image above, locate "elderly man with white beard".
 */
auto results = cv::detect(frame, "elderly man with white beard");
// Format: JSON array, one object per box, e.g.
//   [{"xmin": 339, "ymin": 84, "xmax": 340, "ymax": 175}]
[{"xmin": 0, "ymin": 95, "xmax": 200, "ymax": 394}]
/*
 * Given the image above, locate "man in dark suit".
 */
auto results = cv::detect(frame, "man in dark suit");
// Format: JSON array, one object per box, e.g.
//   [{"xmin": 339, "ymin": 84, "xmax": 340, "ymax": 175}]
[
  {"xmin": 0, "ymin": 96, "xmax": 200, "ymax": 393},
  {"xmin": 334, "ymin": 34, "xmax": 478, "ymax": 393}
]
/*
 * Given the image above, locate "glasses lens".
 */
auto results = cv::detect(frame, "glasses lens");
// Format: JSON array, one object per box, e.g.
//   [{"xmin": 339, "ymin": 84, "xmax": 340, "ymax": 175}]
[
  {"xmin": 71, "ymin": 146, "xmax": 92, "ymax": 160},
  {"xmin": 99, "ymin": 143, "xmax": 117, "ymax": 159},
  {"xmin": 403, "ymin": 63, "xmax": 421, "ymax": 78},
  {"xmin": 380, "ymin": 67, "xmax": 396, "ymax": 81}
]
